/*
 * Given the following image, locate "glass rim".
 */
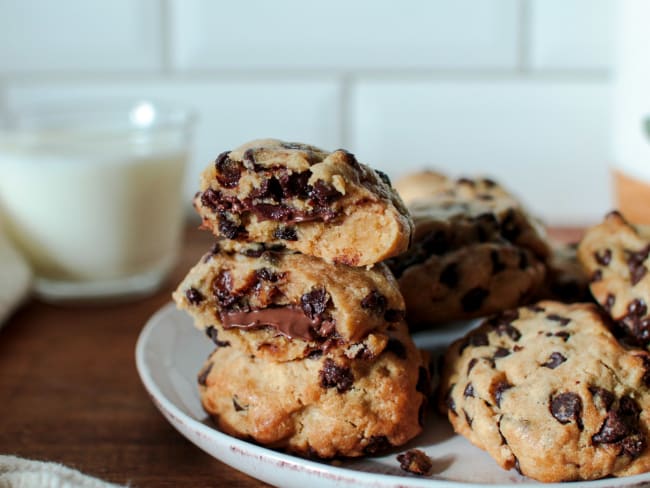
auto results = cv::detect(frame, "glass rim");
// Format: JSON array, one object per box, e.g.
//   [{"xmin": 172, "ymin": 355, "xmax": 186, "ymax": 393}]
[{"xmin": 0, "ymin": 99, "xmax": 197, "ymax": 133}]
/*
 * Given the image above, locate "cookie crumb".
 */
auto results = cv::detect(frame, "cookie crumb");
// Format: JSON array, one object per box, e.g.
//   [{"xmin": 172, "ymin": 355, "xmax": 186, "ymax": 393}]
[{"xmin": 397, "ymin": 449, "xmax": 433, "ymax": 475}]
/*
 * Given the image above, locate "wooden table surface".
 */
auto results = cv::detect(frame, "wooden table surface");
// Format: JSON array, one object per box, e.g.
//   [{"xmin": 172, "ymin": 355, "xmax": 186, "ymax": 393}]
[{"xmin": 0, "ymin": 225, "xmax": 582, "ymax": 487}]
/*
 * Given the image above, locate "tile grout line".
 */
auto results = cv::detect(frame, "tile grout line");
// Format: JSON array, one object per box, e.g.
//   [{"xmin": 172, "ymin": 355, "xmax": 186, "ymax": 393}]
[
  {"xmin": 339, "ymin": 75, "xmax": 352, "ymax": 149},
  {"xmin": 159, "ymin": 0, "xmax": 173, "ymax": 76},
  {"xmin": 518, "ymin": 0, "xmax": 532, "ymax": 74}
]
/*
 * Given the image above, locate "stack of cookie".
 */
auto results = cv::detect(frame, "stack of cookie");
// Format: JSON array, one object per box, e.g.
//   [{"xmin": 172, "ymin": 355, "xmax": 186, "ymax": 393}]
[
  {"xmin": 173, "ymin": 139, "xmax": 429, "ymax": 458},
  {"xmin": 389, "ymin": 170, "xmax": 551, "ymax": 328}
]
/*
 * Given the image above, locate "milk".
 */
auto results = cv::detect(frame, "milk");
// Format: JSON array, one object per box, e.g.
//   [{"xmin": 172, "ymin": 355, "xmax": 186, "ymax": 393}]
[{"xmin": 0, "ymin": 129, "xmax": 187, "ymax": 300}]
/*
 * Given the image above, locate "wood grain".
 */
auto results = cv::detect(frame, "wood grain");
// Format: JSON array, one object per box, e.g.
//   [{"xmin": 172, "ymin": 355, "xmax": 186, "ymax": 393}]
[{"xmin": 0, "ymin": 225, "xmax": 582, "ymax": 487}]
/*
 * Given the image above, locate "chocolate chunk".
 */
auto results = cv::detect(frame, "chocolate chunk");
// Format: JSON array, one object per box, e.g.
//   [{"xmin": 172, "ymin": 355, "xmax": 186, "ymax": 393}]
[
  {"xmin": 591, "ymin": 269, "xmax": 603, "ymax": 282},
  {"xmin": 364, "ymin": 435, "xmax": 391, "ymax": 455},
  {"xmin": 185, "ymin": 287, "xmax": 205, "ymax": 305},
  {"xmin": 518, "ymin": 249, "xmax": 529, "ymax": 270},
  {"xmin": 490, "ymin": 250, "xmax": 506, "ymax": 274},
  {"xmin": 251, "ymin": 203, "xmax": 293, "ymax": 221},
  {"xmin": 487, "ymin": 310, "xmax": 522, "ymax": 341},
  {"xmin": 493, "ymin": 381, "xmax": 512, "ymax": 407},
  {"xmin": 273, "ymin": 226, "xmax": 298, "ymax": 241},
  {"xmin": 593, "ymin": 411, "xmax": 631, "ymax": 444},
  {"xmin": 212, "ymin": 270, "xmax": 236, "ymax": 308},
  {"xmin": 550, "ymin": 392, "xmax": 582, "ymax": 426},
  {"xmin": 319, "ymin": 358, "xmax": 353, "ymax": 393},
  {"xmin": 416, "ymin": 366, "xmax": 430, "ymax": 396},
  {"xmin": 337, "ymin": 149, "xmax": 360, "ymax": 169},
  {"xmin": 300, "ymin": 288, "xmax": 330, "ymax": 320},
  {"xmin": 421, "ymin": 230, "xmax": 448, "ymax": 255},
  {"xmin": 467, "ymin": 357, "xmax": 479, "ymax": 374},
  {"xmin": 446, "ymin": 384, "xmax": 457, "ymax": 415},
  {"xmin": 493, "ymin": 347, "xmax": 510, "ymax": 359},
  {"xmin": 397, "ymin": 449, "xmax": 433, "ymax": 476},
  {"xmin": 232, "ymin": 396, "xmax": 246, "ymax": 412},
  {"xmin": 440, "ymin": 262, "xmax": 459, "ymax": 288},
  {"xmin": 384, "ymin": 309, "xmax": 405, "ymax": 322},
  {"xmin": 553, "ymin": 331, "xmax": 571, "ymax": 342},
  {"xmin": 604, "ymin": 293, "xmax": 616, "ymax": 312},
  {"xmin": 215, "ymin": 152, "xmax": 242, "ymax": 189},
  {"xmin": 463, "ymin": 382, "xmax": 475, "ymax": 398},
  {"xmin": 360, "ymin": 290, "xmax": 387, "ymax": 314},
  {"xmin": 627, "ymin": 245, "xmax": 650, "ymax": 286},
  {"xmin": 205, "ymin": 326, "xmax": 231, "ymax": 348},
  {"xmin": 589, "ymin": 386, "xmax": 615, "ymax": 411},
  {"xmin": 541, "ymin": 352, "xmax": 566, "ymax": 369},
  {"xmin": 218, "ymin": 212, "xmax": 245, "ymax": 239},
  {"xmin": 309, "ymin": 180, "xmax": 342, "ymax": 206},
  {"xmin": 621, "ymin": 435, "xmax": 646, "ymax": 458},
  {"xmin": 461, "ymin": 287, "xmax": 489, "ymax": 313},
  {"xmin": 386, "ymin": 338, "xmax": 407, "ymax": 360},
  {"xmin": 459, "ymin": 332, "xmax": 490, "ymax": 354},
  {"xmin": 200, "ymin": 188, "xmax": 221, "ymax": 211},
  {"xmin": 306, "ymin": 349, "xmax": 323, "ymax": 360},
  {"xmin": 375, "ymin": 170, "xmax": 392, "ymax": 187},
  {"xmin": 242, "ymin": 148, "xmax": 256, "ymax": 165},
  {"xmin": 594, "ymin": 249, "xmax": 612, "ymax": 266},
  {"xmin": 279, "ymin": 171, "xmax": 311, "ymax": 199},
  {"xmin": 547, "ymin": 314, "xmax": 571, "ymax": 326},
  {"xmin": 250, "ymin": 177, "xmax": 283, "ymax": 201},
  {"xmin": 197, "ymin": 362, "xmax": 213, "ymax": 386},
  {"xmin": 500, "ymin": 209, "xmax": 521, "ymax": 242}
]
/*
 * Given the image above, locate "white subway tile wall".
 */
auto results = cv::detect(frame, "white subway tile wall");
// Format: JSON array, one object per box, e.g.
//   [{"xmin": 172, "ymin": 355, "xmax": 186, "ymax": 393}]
[{"xmin": 0, "ymin": 0, "xmax": 615, "ymax": 224}]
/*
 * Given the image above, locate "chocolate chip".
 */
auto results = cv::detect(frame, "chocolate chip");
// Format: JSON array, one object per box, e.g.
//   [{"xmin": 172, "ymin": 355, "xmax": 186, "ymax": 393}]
[
  {"xmin": 279, "ymin": 171, "xmax": 311, "ymax": 199},
  {"xmin": 200, "ymin": 188, "xmax": 221, "ymax": 211},
  {"xmin": 461, "ymin": 287, "xmax": 489, "ymax": 313},
  {"xmin": 550, "ymin": 392, "xmax": 582, "ymax": 427},
  {"xmin": 375, "ymin": 170, "xmax": 392, "ymax": 187},
  {"xmin": 527, "ymin": 304, "xmax": 546, "ymax": 313},
  {"xmin": 309, "ymin": 180, "xmax": 342, "ymax": 207},
  {"xmin": 591, "ymin": 269, "xmax": 603, "ymax": 282},
  {"xmin": 604, "ymin": 293, "xmax": 616, "ymax": 312},
  {"xmin": 273, "ymin": 226, "xmax": 298, "ymax": 241},
  {"xmin": 483, "ymin": 178, "xmax": 497, "ymax": 188},
  {"xmin": 589, "ymin": 386, "xmax": 615, "ymax": 411},
  {"xmin": 621, "ymin": 435, "xmax": 646, "ymax": 458},
  {"xmin": 364, "ymin": 435, "xmax": 391, "ymax": 455},
  {"xmin": 215, "ymin": 152, "xmax": 242, "ymax": 189},
  {"xmin": 517, "ymin": 249, "xmax": 529, "ymax": 270},
  {"xmin": 421, "ymin": 230, "xmax": 448, "ymax": 255},
  {"xmin": 541, "ymin": 352, "xmax": 566, "ymax": 369},
  {"xmin": 212, "ymin": 270, "xmax": 236, "ymax": 308},
  {"xmin": 250, "ymin": 177, "xmax": 283, "ymax": 201},
  {"xmin": 360, "ymin": 290, "xmax": 387, "ymax": 315},
  {"xmin": 459, "ymin": 332, "xmax": 490, "ymax": 354},
  {"xmin": 628, "ymin": 298, "xmax": 648, "ymax": 317},
  {"xmin": 627, "ymin": 245, "xmax": 650, "ymax": 286},
  {"xmin": 232, "ymin": 396, "xmax": 246, "ymax": 412},
  {"xmin": 595, "ymin": 249, "xmax": 612, "ymax": 266},
  {"xmin": 197, "ymin": 362, "xmax": 213, "ymax": 386},
  {"xmin": 254, "ymin": 267, "xmax": 282, "ymax": 283},
  {"xmin": 500, "ymin": 209, "xmax": 521, "ymax": 242},
  {"xmin": 493, "ymin": 381, "xmax": 511, "ymax": 407},
  {"xmin": 457, "ymin": 177, "xmax": 475, "ymax": 186},
  {"xmin": 467, "ymin": 357, "xmax": 479, "ymax": 374},
  {"xmin": 463, "ymin": 382, "xmax": 475, "ymax": 398},
  {"xmin": 463, "ymin": 409, "xmax": 473, "ymax": 427},
  {"xmin": 306, "ymin": 349, "xmax": 323, "ymax": 360},
  {"xmin": 186, "ymin": 287, "xmax": 205, "ymax": 305},
  {"xmin": 553, "ymin": 331, "xmax": 571, "ymax": 342},
  {"xmin": 493, "ymin": 347, "xmax": 510, "ymax": 359},
  {"xmin": 487, "ymin": 310, "xmax": 521, "ymax": 341},
  {"xmin": 242, "ymin": 148, "xmax": 256, "ymax": 165},
  {"xmin": 416, "ymin": 366, "xmax": 430, "ymax": 395},
  {"xmin": 319, "ymin": 358, "xmax": 353, "ymax": 393},
  {"xmin": 337, "ymin": 149, "xmax": 360, "ymax": 169},
  {"xmin": 440, "ymin": 262, "xmax": 459, "ymax": 288},
  {"xmin": 218, "ymin": 212, "xmax": 245, "ymax": 239},
  {"xmin": 384, "ymin": 309, "xmax": 405, "ymax": 322},
  {"xmin": 446, "ymin": 384, "xmax": 457, "ymax": 415},
  {"xmin": 385, "ymin": 338, "xmax": 407, "ymax": 360},
  {"xmin": 301, "ymin": 288, "xmax": 330, "ymax": 320},
  {"xmin": 490, "ymin": 250, "xmax": 506, "ymax": 274},
  {"xmin": 547, "ymin": 314, "xmax": 571, "ymax": 326},
  {"xmin": 397, "ymin": 449, "xmax": 433, "ymax": 476},
  {"xmin": 205, "ymin": 326, "xmax": 231, "ymax": 348}
]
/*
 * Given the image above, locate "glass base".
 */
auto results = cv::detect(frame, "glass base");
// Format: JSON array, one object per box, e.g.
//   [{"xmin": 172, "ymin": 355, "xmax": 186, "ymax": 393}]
[{"xmin": 33, "ymin": 262, "xmax": 172, "ymax": 304}]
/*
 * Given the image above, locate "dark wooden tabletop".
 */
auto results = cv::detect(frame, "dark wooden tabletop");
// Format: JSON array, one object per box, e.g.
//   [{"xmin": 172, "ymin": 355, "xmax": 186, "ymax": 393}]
[{"xmin": 0, "ymin": 224, "xmax": 582, "ymax": 487}]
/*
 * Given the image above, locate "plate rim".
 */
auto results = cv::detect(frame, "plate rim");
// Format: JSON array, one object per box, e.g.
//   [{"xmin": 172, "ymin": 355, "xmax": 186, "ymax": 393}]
[{"xmin": 135, "ymin": 302, "xmax": 650, "ymax": 488}]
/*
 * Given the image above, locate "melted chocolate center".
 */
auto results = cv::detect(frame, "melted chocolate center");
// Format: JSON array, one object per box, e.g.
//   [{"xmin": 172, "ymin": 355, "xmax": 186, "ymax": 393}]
[{"xmin": 221, "ymin": 305, "xmax": 329, "ymax": 340}]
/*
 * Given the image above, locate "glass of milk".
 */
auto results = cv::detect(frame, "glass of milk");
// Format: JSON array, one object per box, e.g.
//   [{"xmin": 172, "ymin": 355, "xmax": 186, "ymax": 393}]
[{"xmin": 0, "ymin": 100, "xmax": 194, "ymax": 302}]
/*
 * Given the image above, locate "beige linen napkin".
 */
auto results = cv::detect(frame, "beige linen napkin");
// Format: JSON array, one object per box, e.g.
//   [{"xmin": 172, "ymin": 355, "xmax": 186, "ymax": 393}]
[
  {"xmin": 0, "ymin": 456, "xmax": 125, "ymax": 488},
  {"xmin": 0, "ymin": 225, "xmax": 31, "ymax": 326}
]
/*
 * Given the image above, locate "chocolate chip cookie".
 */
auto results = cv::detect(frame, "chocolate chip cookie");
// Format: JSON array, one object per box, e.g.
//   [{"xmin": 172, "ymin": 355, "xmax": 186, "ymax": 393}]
[
  {"xmin": 578, "ymin": 211, "xmax": 650, "ymax": 346},
  {"xmin": 439, "ymin": 301, "xmax": 650, "ymax": 482},
  {"xmin": 198, "ymin": 320, "xmax": 429, "ymax": 458},
  {"xmin": 393, "ymin": 241, "xmax": 545, "ymax": 327},
  {"xmin": 194, "ymin": 139, "xmax": 413, "ymax": 266},
  {"xmin": 173, "ymin": 245, "xmax": 406, "ymax": 361}
]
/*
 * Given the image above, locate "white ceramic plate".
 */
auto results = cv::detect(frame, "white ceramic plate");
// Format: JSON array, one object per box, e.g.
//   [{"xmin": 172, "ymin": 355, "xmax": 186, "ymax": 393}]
[{"xmin": 136, "ymin": 303, "xmax": 650, "ymax": 488}]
